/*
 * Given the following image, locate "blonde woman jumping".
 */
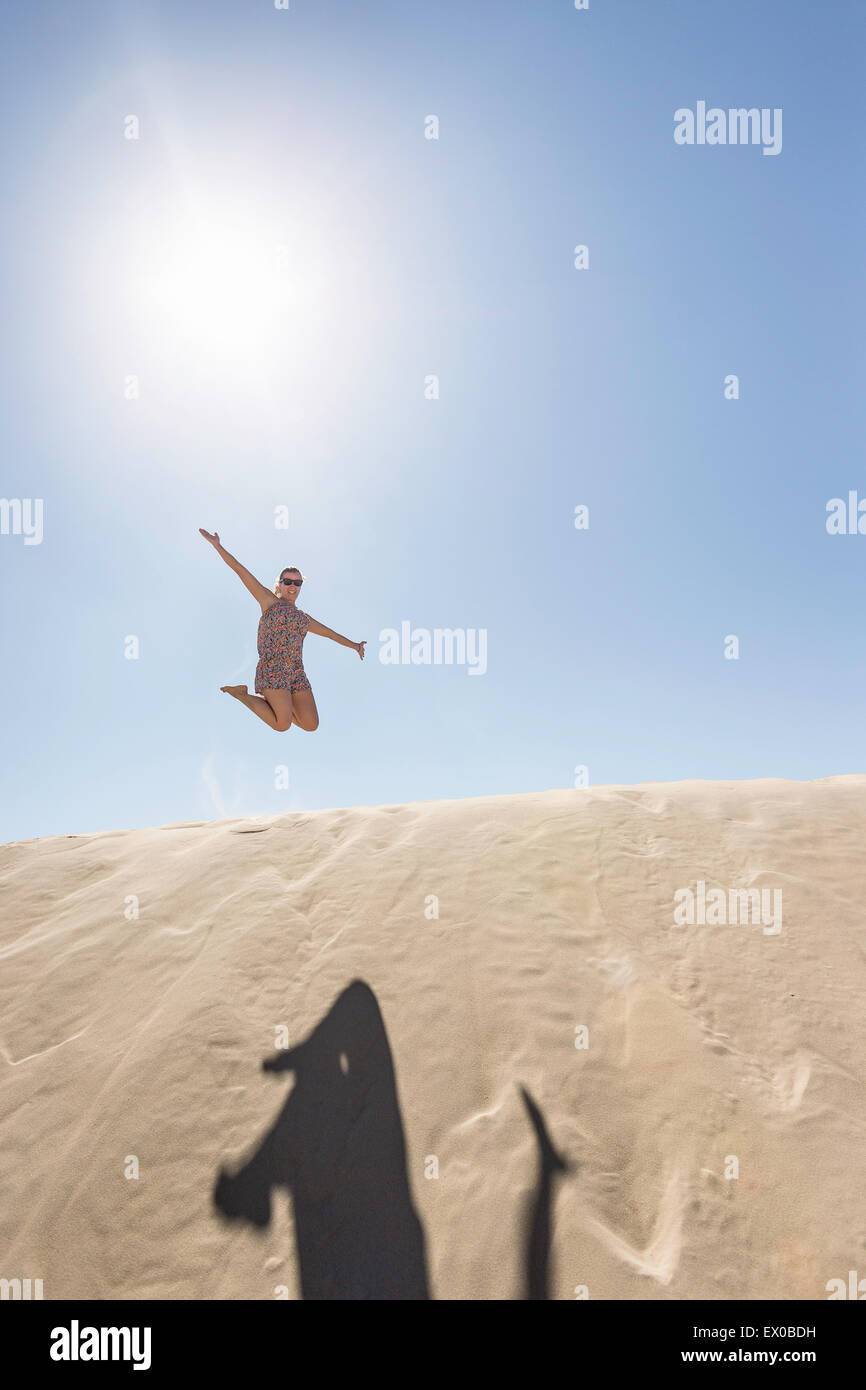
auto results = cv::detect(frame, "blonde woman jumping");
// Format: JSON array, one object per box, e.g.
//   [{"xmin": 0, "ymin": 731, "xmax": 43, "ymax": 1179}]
[{"xmin": 199, "ymin": 529, "xmax": 366, "ymax": 732}]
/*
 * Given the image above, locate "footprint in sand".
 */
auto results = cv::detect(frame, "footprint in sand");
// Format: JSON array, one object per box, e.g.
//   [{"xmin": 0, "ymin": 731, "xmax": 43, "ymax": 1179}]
[
  {"xmin": 771, "ymin": 1054, "xmax": 811, "ymax": 1112},
  {"xmin": 586, "ymin": 954, "xmax": 639, "ymax": 989},
  {"xmin": 587, "ymin": 1160, "xmax": 687, "ymax": 1285}
]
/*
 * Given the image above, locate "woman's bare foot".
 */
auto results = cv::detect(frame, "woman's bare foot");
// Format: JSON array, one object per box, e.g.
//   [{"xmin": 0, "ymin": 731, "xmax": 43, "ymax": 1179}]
[{"xmin": 219, "ymin": 683, "xmax": 285, "ymax": 730}]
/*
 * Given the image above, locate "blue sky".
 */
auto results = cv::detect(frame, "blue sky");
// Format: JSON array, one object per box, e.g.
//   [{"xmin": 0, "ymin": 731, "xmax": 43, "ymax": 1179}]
[{"xmin": 1, "ymin": 0, "xmax": 863, "ymax": 842}]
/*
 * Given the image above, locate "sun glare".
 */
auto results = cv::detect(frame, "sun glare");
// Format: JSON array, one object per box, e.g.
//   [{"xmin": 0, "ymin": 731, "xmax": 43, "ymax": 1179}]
[{"xmin": 129, "ymin": 197, "xmax": 329, "ymax": 365}]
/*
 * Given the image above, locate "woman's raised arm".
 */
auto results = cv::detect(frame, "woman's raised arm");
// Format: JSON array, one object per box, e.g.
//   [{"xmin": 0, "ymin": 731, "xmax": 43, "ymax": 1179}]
[{"xmin": 199, "ymin": 529, "xmax": 275, "ymax": 608}]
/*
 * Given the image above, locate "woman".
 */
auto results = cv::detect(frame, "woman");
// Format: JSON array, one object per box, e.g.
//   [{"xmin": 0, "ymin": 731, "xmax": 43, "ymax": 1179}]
[{"xmin": 199, "ymin": 529, "xmax": 365, "ymax": 732}]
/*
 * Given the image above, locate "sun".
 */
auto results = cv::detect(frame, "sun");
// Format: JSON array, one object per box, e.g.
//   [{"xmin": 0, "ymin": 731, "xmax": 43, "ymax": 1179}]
[{"xmin": 129, "ymin": 196, "xmax": 323, "ymax": 363}]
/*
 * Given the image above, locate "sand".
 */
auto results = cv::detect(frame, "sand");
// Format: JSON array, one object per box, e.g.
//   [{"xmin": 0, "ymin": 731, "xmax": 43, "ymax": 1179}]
[{"xmin": 2, "ymin": 776, "xmax": 865, "ymax": 1301}]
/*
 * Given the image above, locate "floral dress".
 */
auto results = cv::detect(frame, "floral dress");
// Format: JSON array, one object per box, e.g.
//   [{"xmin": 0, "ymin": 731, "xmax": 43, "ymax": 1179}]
[{"xmin": 254, "ymin": 601, "xmax": 312, "ymax": 694}]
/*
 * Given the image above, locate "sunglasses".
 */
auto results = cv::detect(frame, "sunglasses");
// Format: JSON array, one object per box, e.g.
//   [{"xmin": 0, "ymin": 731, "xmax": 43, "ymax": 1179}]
[{"xmin": 280, "ymin": 577, "xmax": 302, "ymax": 586}]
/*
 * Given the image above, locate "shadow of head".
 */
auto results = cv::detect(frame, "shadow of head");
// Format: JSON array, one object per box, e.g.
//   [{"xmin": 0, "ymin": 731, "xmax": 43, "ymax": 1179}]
[{"xmin": 214, "ymin": 980, "xmax": 389, "ymax": 1221}]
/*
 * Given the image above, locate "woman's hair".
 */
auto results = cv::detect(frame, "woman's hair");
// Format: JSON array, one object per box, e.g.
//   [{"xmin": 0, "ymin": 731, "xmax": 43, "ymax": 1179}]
[{"xmin": 273, "ymin": 565, "xmax": 306, "ymax": 596}]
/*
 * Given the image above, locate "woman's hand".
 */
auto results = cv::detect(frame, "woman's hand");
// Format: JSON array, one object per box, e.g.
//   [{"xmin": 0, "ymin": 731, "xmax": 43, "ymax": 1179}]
[
  {"xmin": 356, "ymin": 641, "xmax": 366, "ymax": 660},
  {"xmin": 199, "ymin": 528, "xmax": 221, "ymax": 547}
]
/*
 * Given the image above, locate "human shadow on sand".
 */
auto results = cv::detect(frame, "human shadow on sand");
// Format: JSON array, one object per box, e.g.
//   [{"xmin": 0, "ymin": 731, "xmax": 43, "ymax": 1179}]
[
  {"xmin": 214, "ymin": 979, "xmax": 571, "ymax": 1299},
  {"xmin": 519, "ymin": 1086, "xmax": 571, "ymax": 1300},
  {"xmin": 213, "ymin": 978, "xmax": 430, "ymax": 1300}
]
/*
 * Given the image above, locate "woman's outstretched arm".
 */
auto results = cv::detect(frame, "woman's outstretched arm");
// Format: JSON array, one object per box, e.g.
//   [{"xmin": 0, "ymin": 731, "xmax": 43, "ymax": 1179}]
[
  {"xmin": 306, "ymin": 615, "xmax": 366, "ymax": 659},
  {"xmin": 199, "ymin": 529, "xmax": 275, "ymax": 608}
]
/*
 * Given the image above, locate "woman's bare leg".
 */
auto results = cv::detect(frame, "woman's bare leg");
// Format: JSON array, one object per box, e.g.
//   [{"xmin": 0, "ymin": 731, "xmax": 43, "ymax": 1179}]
[
  {"xmin": 289, "ymin": 689, "xmax": 319, "ymax": 731},
  {"xmin": 220, "ymin": 685, "xmax": 293, "ymax": 731}
]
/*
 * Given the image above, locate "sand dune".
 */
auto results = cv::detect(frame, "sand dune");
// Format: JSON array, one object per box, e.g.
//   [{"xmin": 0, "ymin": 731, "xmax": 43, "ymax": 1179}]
[{"xmin": 2, "ymin": 777, "xmax": 865, "ymax": 1300}]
